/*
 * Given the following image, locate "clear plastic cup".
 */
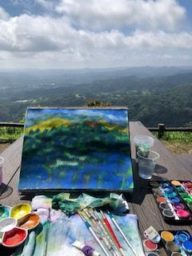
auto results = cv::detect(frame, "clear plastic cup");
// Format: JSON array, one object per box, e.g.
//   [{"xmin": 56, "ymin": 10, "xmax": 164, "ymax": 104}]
[
  {"xmin": 0, "ymin": 156, "xmax": 4, "ymax": 185},
  {"xmin": 133, "ymin": 135, "xmax": 154, "ymax": 157},
  {"xmin": 137, "ymin": 150, "xmax": 160, "ymax": 179}
]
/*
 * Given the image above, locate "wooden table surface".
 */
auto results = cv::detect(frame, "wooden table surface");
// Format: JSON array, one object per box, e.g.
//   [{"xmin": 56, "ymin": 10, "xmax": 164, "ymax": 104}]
[{"xmin": 0, "ymin": 121, "xmax": 191, "ymax": 255}]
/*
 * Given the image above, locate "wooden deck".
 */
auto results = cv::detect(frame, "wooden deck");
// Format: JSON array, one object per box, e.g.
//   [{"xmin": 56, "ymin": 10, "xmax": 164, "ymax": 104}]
[
  {"xmin": 0, "ymin": 121, "xmax": 192, "ymax": 255},
  {"xmin": 175, "ymin": 154, "xmax": 192, "ymax": 173}
]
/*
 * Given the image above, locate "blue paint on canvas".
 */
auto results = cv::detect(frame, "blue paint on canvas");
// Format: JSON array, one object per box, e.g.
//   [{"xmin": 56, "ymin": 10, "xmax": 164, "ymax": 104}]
[{"xmin": 19, "ymin": 108, "xmax": 134, "ymax": 191}]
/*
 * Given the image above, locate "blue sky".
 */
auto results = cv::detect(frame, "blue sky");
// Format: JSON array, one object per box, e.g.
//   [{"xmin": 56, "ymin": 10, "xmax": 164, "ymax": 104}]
[{"xmin": 0, "ymin": 0, "xmax": 192, "ymax": 69}]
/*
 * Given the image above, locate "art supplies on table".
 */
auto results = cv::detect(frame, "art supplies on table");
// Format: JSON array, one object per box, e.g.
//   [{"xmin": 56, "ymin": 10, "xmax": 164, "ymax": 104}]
[
  {"xmin": 47, "ymin": 210, "xmax": 145, "ymax": 256},
  {"xmin": 160, "ymin": 230, "xmax": 192, "ymax": 256},
  {"xmin": 150, "ymin": 180, "xmax": 192, "ymax": 224},
  {"xmin": 19, "ymin": 107, "xmax": 134, "ymax": 193},
  {"xmin": 143, "ymin": 226, "xmax": 160, "ymax": 255},
  {"xmin": 144, "ymin": 226, "xmax": 161, "ymax": 244},
  {"xmin": 51, "ymin": 192, "xmax": 129, "ymax": 215},
  {"xmin": 0, "ymin": 196, "xmax": 145, "ymax": 256},
  {"xmin": 62, "ymin": 211, "xmax": 144, "ymax": 256}
]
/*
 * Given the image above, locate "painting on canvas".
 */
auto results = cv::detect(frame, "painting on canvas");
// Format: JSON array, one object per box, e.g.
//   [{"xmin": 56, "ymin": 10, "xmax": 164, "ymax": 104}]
[{"xmin": 19, "ymin": 107, "xmax": 134, "ymax": 192}]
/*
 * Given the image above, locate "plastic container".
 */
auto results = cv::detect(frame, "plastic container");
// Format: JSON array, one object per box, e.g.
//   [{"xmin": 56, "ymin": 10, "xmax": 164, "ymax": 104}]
[
  {"xmin": 133, "ymin": 135, "xmax": 154, "ymax": 157},
  {"xmin": 137, "ymin": 150, "xmax": 160, "ymax": 179}
]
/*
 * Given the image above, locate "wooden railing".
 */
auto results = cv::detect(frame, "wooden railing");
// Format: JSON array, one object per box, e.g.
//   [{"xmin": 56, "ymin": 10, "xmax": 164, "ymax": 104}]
[
  {"xmin": 0, "ymin": 122, "xmax": 24, "ymax": 128},
  {"xmin": 148, "ymin": 123, "xmax": 192, "ymax": 138}
]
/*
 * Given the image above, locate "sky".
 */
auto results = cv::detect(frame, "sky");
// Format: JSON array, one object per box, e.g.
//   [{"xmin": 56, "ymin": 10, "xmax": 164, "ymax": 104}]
[{"xmin": 0, "ymin": 0, "xmax": 192, "ymax": 69}]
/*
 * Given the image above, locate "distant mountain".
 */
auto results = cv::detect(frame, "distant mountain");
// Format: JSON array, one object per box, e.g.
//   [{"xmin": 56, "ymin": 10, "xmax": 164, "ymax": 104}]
[{"xmin": 0, "ymin": 67, "xmax": 191, "ymax": 127}]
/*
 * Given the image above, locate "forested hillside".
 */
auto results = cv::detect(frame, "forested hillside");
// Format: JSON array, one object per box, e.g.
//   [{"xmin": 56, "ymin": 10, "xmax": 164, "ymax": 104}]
[{"xmin": 0, "ymin": 67, "xmax": 191, "ymax": 127}]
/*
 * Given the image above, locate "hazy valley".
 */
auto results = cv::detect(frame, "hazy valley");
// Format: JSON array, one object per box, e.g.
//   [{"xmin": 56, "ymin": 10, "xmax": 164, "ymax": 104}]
[{"xmin": 0, "ymin": 67, "xmax": 192, "ymax": 127}]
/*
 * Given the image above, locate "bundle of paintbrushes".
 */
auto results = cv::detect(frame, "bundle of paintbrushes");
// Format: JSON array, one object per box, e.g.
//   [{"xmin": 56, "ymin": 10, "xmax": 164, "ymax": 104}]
[{"xmin": 78, "ymin": 208, "xmax": 140, "ymax": 256}]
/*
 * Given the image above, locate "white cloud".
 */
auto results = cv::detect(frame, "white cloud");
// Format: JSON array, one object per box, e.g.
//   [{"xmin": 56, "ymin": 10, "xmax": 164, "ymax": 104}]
[
  {"xmin": 0, "ymin": 1, "xmax": 191, "ymax": 68},
  {"xmin": 55, "ymin": 0, "xmax": 185, "ymax": 30},
  {"xmin": 0, "ymin": 12, "xmax": 191, "ymax": 54}
]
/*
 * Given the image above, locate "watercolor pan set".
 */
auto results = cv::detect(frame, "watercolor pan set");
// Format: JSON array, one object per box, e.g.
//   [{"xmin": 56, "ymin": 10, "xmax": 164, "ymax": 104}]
[
  {"xmin": 150, "ymin": 180, "xmax": 192, "ymax": 224},
  {"xmin": 160, "ymin": 230, "xmax": 192, "ymax": 256}
]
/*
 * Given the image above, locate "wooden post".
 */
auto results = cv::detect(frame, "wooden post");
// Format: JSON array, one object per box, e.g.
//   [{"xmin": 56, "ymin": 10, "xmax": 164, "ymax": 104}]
[{"xmin": 158, "ymin": 123, "xmax": 165, "ymax": 139}]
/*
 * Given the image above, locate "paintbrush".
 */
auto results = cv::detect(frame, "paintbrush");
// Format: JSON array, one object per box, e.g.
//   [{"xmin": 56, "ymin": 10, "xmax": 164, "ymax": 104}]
[
  {"xmin": 107, "ymin": 212, "xmax": 137, "ymax": 256},
  {"xmin": 98, "ymin": 210, "xmax": 126, "ymax": 256},
  {"xmin": 88, "ymin": 209, "xmax": 122, "ymax": 256},
  {"xmin": 78, "ymin": 211, "xmax": 111, "ymax": 256}
]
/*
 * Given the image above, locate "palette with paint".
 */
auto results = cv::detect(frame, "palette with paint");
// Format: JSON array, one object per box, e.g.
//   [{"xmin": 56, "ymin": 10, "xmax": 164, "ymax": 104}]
[
  {"xmin": 0, "ymin": 203, "xmax": 40, "ymax": 248},
  {"xmin": 160, "ymin": 230, "xmax": 192, "ymax": 255},
  {"xmin": 150, "ymin": 180, "xmax": 192, "ymax": 224}
]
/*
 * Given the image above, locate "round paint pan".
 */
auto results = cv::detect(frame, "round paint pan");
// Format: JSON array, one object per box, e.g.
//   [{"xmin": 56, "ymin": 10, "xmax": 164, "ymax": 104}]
[
  {"xmin": 153, "ymin": 189, "xmax": 163, "ymax": 197},
  {"xmin": 156, "ymin": 196, "xmax": 167, "ymax": 204},
  {"xmin": 171, "ymin": 180, "xmax": 182, "ymax": 186},
  {"xmin": 161, "ymin": 183, "xmax": 171, "ymax": 189},
  {"xmin": 0, "ymin": 218, "xmax": 17, "ymax": 233},
  {"xmin": 164, "ymin": 187, "xmax": 174, "ymax": 194},
  {"xmin": 179, "ymin": 192, "xmax": 189, "ymax": 198},
  {"xmin": 145, "ymin": 253, "xmax": 159, "ymax": 256},
  {"xmin": 159, "ymin": 202, "xmax": 170, "ymax": 210},
  {"xmin": 186, "ymin": 188, "xmax": 192, "ymax": 194},
  {"xmin": 162, "ymin": 209, "xmax": 174, "ymax": 219},
  {"xmin": 175, "ymin": 186, "xmax": 184, "ymax": 193},
  {"xmin": 167, "ymin": 192, "xmax": 177, "ymax": 199},
  {"xmin": 0, "ymin": 206, "xmax": 10, "ymax": 221},
  {"xmin": 143, "ymin": 239, "xmax": 158, "ymax": 251},
  {"xmin": 183, "ymin": 197, "xmax": 192, "ymax": 204},
  {"xmin": 173, "ymin": 203, "xmax": 185, "ymax": 210},
  {"xmin": 10, "ymin": 203, "xmax": 32, "ymax": 220},
  {"xmin": 183, "ymin": 181, "xmax": 192, "ymax": 189},
  {"xmin": 161, "ymin": 231, "xmax": 174, "ymax": 242},
  {"xmin": 175, "ymin": 231, "xmax": 190, "ymax": 244},
  {"xmin": 2, "ymin": 227, "xmax": 27, "ymax": 248},
  {"xmin": 170, "ymin": 197, "xmax": 181, "ymax": 204},
  {"xmin": 166, "ymin": 241, "xmax": 180, "ymax": 253},
  {"xmin": 176, "ymin": 209, "xmax": 190, "ymax": 219},
  {"xmin": 17, "ymin": 213, "xmax": 40, "ymax": 230},
  {"xmin": 182, "ymin": 238, "xmax": 192, "ymax": 253}
]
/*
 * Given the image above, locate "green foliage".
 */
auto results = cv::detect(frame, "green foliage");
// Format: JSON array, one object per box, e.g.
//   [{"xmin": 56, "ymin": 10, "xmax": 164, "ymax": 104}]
[
  {"xmin": 161, "ymin": 132, "xmax": 192, "ymax": 144},
  {"xmin": 153, "ymin": 131, "xmax": 192, "ymax": 144},
  {"xmin": 0, "ymin": 127, "xmax": 23, "ymax": 142},
  {"xmin": 87, "ymin": 100, "xmax": 112, "ymax": 107}
]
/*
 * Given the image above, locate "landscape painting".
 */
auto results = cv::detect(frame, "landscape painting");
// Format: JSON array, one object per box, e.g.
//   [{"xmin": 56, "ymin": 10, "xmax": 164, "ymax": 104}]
[{"xmin": 19, "ymin": 107, "xmax": 133, "ymax": 192}]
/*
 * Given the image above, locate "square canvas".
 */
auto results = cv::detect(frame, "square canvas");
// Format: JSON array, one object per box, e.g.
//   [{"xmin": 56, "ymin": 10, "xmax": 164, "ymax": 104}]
[{"xmin": 19, "ymin": 107, "xmax": 134, "ymax": 192}]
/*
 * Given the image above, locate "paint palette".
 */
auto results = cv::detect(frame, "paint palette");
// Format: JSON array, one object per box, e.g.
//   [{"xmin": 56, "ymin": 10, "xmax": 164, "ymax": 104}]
[
  {"xmin": 0, "ymin": 205, "xmax": 11, "ymax": 221},
  {"xmin": 2, "ymin": 227, "xmax": 28, "ymax": 248},
  {"xmin": 0, "ymin": 203, "xmax": 40, "ymax": 248},
  {"xmin": 150, "ymin": 180, "xmax": 192, "ymax": 224},
  {"xmin": 17, "ymin": 213, "xmax": 40, "ymax": 230},
  {"xmin": 160, "ymin": 230, "xmax": 192, "ymax": 256}
]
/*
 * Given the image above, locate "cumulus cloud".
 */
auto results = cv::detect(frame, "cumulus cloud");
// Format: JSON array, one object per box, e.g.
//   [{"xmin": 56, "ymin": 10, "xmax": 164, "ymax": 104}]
[
  {"xmin": 0, "ymin": 1, "xmax": 191, "ymax": 68},
  {"xmin": 0, "ymin": 12, "xmax": 191, "ymax": 53},
  {"xmin": 55, "ymin": 0, "xmax": 185, "ymax": 31}
]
